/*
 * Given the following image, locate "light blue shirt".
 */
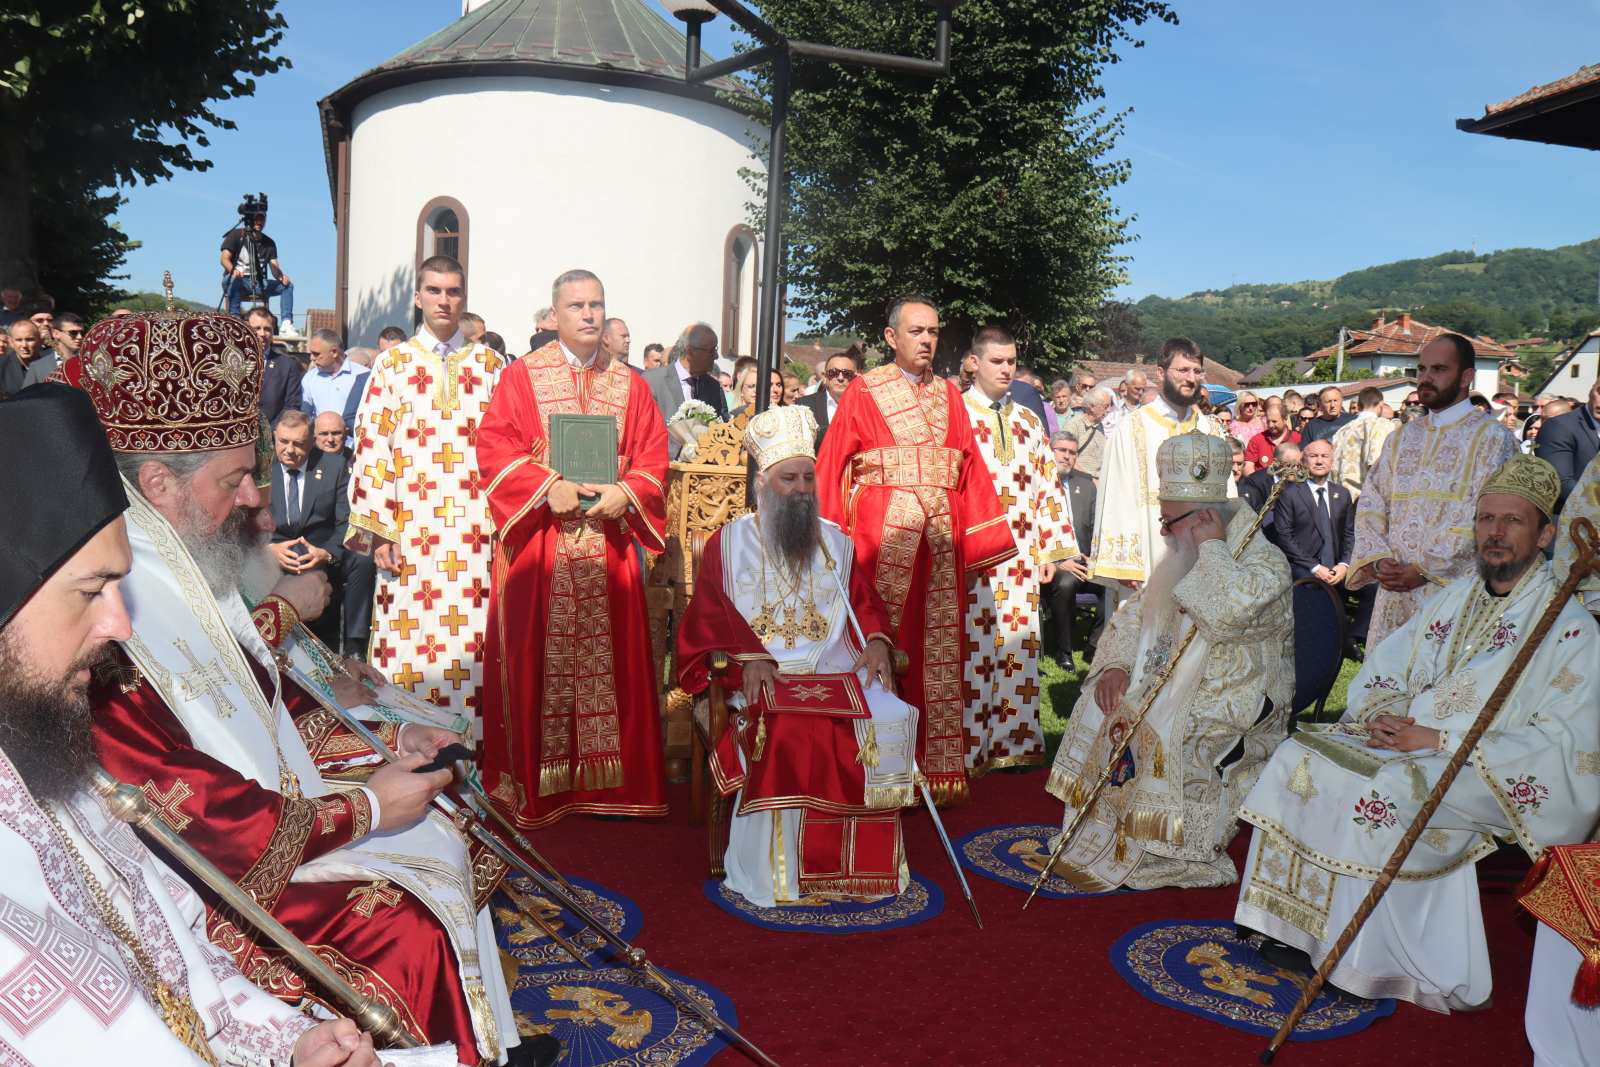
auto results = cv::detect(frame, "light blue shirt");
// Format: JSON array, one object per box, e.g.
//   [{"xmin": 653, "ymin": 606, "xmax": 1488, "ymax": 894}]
[{"xmin": 299, "ymin": 357, "xmax": 362, "ymax": 445}]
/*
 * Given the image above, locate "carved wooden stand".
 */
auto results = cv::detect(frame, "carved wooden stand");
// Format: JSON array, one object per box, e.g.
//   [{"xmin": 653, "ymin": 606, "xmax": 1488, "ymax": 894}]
[{"xmin": 646, "ymin": 415, "xmax": 751, "ymax": 875}]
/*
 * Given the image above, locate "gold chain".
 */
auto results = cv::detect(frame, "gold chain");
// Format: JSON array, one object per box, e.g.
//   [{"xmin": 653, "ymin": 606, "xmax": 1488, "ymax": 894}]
[
  {"xmin": 42, "ymin": 808, "xmax": 221, "ymax": 1066},
  {"xmin": 750, "ymin": 533, "xmax": 828, "ymax": 649}
]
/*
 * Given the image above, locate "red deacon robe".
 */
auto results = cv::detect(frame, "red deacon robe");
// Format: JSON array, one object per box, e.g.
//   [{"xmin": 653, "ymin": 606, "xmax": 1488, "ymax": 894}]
[
  {"xmin": 816, "ymin": 364, "xmax": 1016, "ymax": 803},
  {"xmin": 476, "ymin": 342, "xmax": 669, "ymax": 828}
]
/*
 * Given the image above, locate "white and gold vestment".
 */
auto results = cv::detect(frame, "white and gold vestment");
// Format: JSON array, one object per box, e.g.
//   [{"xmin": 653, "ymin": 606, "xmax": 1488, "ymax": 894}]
[
  {"xmin": 1236, "ymin": 562, "xmax": 1600, "ymax": 1011},
  {"xmin": 1046, "ymin": 503, "xmax": 1294, "ymax": 891},
  {"xmin": 1348, "ymin": 398, "xmax": 1517, "ymax": 646},
  {"xmin": 1089, "ymin": 398, "xmax": 1226, "ymax": 586}
]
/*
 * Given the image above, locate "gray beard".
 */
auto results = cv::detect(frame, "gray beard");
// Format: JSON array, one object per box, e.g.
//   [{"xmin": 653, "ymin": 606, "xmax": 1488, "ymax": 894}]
[
  {"xmin": 1475, "ymin": 541, "xmax": 1538, "ymax": 587},
  {"xmin": 174, "ymin": 497, "xmax": 272, "ymax": 599},
  {"xmin": 1140, "ymin": 537, "xmax": 1200, "ymax": 637},
  {"xmin": 758, "ymin": 487, "xmax": 821, "ymax": 576},
  {"xmin": 0, "ymin": 632, "xmax": 112, "ymax": 804}
]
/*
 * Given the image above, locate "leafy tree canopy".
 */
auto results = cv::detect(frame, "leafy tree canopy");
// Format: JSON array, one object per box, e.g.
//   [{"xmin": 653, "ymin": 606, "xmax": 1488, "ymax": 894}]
[
  {"xmin": 0, "ymin": 1, "xmax": 288, "ymax": 312},
  {"xmin": 744, "ymin": 0, "xmax": 1177, "ymax": 373}
]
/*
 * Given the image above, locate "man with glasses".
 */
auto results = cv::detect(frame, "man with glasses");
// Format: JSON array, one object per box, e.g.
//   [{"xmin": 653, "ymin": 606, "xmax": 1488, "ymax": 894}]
[
  {"xmin": 20, "ymin": 311, "xmax": 84, "ymax": 387},
  {"xmin": 797, "ymin": 344, "xmax": 863, "ymax": 446},
  {"xmin": 1046, "ymin": 430, "xmax": 1294, "ymax": 892},
  {"xmin": 644, "ymin": 322, "xmax": 726, "ymax": 459}
]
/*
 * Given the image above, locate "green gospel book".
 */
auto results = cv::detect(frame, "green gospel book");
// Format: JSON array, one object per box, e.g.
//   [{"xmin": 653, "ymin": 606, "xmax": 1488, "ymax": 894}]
[{"xmin": 548, "ymin": 413, "xmax": 618, "ymax": 510}]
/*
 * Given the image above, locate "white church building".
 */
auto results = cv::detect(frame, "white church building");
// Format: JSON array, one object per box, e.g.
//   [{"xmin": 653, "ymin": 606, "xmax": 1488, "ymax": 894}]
[{"xmin": 318, "ymin": 0, "xmax": 764, "ymax": 358}]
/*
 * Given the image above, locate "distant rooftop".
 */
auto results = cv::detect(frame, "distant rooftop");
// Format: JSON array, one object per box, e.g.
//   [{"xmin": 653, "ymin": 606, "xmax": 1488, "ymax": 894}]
[{"xmin": 1457, "ymin": 62, "xmax": 1600, "ymax": 151}]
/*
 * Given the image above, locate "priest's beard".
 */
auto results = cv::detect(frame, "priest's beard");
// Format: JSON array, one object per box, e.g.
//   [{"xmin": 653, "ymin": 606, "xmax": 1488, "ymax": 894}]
[
  {"xmin": 1141, "ymin": 536, "xmax": 1201, "ymax": 641},
  {"xmin": 758, "ymin": 487, "xmax": 821, "ymax": 577},
  {"xmin": 1475, "ymin": 534, "xmax": 1539, "ymax": 588},
  {"xmin": 173, "ymin": 496, "xmax": 273, "ymax": 599},
  {"xmin": 0, "ymin": 632, "xmax": 115, "ymax": 804},
  {"xmin": 1161, "ymin": 376, "xmax": 1199, "ymax": 412}
]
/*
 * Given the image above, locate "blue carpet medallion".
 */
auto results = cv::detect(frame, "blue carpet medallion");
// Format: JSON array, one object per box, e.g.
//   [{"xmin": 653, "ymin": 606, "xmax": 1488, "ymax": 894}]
[
  {"xmin": 493, "ymin": 874, "xmax": 643, "ymax": 970},
  {"xmin": 1110, "ymin": 920, "xmax": 1396, "ymax": 1041},
  {"xmin": 703, "ymin": 872, "xmax": 943, "ymax": 934},
  {"xmin": 510, "ymin": 963, "xmax": 735, "ymax": 1067},
  {"xmin": 955, "ymin": 823, "xmax": 1117, "ymax": 899}
]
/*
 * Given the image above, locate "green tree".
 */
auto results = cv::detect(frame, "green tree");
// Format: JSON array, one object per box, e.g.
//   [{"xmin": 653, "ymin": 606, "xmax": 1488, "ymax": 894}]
[
  {"xmin": 742, "ymin": 0, "xmax": 1177, "ymax": 373},
  {"xmin": 0, "ymin": 1, "xmax": 288, "ymax": 310},
  {"xmin": 1258, "ymin": 359, "xmax": 1308, "ymax": 386}
]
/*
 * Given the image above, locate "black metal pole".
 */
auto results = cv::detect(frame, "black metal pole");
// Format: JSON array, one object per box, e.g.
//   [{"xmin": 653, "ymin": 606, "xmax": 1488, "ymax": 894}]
[
  {"xmin": 753, "ymin": 49, "xmax": 790, "ymax": 417},
  {"xmin": 684, "ymin": 18, "xmax": 703, "ymax": 73}
]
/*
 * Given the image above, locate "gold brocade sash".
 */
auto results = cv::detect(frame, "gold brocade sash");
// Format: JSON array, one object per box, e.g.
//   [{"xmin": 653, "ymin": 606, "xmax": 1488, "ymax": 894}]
[
  {"xmin": 859, "ymin": 366, "xmax": 967, "ymax": 801},
  {"xmin": 520, "ymin": 344, "xmax": 631, "ymax": 795},
  {"xmin": 851, "ymin": 445, "xmax": 962, "ymax": 489}
]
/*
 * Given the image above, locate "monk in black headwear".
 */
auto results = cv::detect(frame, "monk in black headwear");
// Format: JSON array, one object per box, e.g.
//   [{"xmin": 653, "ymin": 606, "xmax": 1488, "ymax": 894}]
[{"xmin": 0, "ymin": 383, "xmax": 387, "ymax": 1066}]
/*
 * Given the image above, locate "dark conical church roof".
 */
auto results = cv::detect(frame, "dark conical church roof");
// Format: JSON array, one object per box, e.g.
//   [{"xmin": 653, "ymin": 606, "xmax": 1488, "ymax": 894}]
[
  {"xmin": 318, "ymin": 0, "xmax": 748, "ymax": 202},
  {"xmin": 375, "ymin": 0, "xmax": 700, "ymax": 83}
]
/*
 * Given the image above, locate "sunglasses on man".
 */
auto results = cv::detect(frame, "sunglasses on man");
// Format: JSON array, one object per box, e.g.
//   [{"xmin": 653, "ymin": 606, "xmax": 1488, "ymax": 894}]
[{"xmin": 824, "ymin": 368, "xmax": 857, "ymax": 382}]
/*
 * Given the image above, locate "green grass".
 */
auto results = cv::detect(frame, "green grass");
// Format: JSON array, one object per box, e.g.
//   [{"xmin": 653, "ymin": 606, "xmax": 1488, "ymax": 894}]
[{"xmin": 1036, "ymin": 630, "xmax": 1364, "ymax": 761}]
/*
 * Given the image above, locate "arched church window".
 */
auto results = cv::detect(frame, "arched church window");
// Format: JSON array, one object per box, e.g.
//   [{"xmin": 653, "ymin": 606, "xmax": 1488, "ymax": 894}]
[
  {"xmin": 415, "ymin": 196, "xmax": 470, "ymax": 274},
  {"xmin": 723, "ymin": 225, "xmax": 758, "ymax": 358},
  {"xmin": 414, "ymin": 197, "xmax": 470, "ymax": 328}
]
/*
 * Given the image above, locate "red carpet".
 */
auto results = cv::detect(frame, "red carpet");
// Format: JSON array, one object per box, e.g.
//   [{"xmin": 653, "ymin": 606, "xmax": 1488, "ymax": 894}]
[{"xmin": 529, "ymin": 768, "xmax": 1537, "ymax": 1066}]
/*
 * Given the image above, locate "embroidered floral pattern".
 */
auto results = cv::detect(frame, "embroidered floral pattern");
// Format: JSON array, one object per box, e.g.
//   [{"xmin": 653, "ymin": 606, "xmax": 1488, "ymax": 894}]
[
  {"xmin": 1352, "ymin": 790, "xmax": 1398, "ymax": 833},
  {"xmin": 1428, "ymin": 673, "xmax": 1479, "ymax": 721},
  {"xmin": 1361, "ymin": 674, "xmax": 1400, "ymax": 693},
  {"xmin": 1489, "ymin": 619, "xmax": 1518, "ymax": 652},
  {"xmin": 1423, "ymin": 619, "xmax": 1452, "ymax": 642},
  {"xmin": 1504, "ymin": 774, "xmax": 1550, "ymax": 814}
]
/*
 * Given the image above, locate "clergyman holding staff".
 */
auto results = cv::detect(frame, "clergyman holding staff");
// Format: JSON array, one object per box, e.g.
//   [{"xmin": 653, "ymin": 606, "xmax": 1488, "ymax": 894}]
[
  {"xmin": 1235, "ymin": 455, "xmax": 1600, "ymax": 1012},
  {"xmin": 1044, "ymin": 431, "xmax": 1295, "ymax": 893}
]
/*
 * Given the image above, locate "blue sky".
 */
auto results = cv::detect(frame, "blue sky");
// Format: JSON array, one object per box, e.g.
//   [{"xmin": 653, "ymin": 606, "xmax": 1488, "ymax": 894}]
[{"xmin": 114, "ymin": 1, "xmax": 1600, "ymax": 321}]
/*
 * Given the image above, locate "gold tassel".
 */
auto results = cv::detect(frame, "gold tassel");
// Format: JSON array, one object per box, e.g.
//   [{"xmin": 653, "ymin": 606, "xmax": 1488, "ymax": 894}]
[
  {"xmin": 1408, "ymin": 763, "xmax": 1430, "ymax": 805},
  {"xmin": 753, "ymin": 713, "xmax": 768, "ymax": 761},
  {"xmin": 856, "ymin": 723, "xmax": 880, "ymax": 768},
  {"xmin": 1151, "ymin": 739, "xmax": 1166, "ymax": 781},
  {"xmin": 1114, "ymin": 825, "xmax": 1128, "ymax": 863}
]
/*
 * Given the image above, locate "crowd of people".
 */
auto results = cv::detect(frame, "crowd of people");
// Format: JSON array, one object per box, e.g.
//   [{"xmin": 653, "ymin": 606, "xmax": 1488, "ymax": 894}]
[{"xmin": 0, "ymin": 255, "xmax": 1596, "ymax": 1067}]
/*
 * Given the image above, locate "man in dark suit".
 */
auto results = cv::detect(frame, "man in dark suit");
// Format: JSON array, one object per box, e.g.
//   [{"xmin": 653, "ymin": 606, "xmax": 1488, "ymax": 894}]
[
  {"xmin": 641, "ymin": 322, "xmax": 727, "ymax": 459},
  {"xmin": 246, "ymin": 307, "xmax": 302, "ymax": 426},
  {"xmin": 1047, "ymin": 429, "xmax": 1099, "ymax": 670},
  {"xmin": 1272, "ymin": 439, "xmax": 1354, "ymax": 581},
  {"xmin": 1535, "ymin": 378, "xmax": 1600, "ymax": 510},
  {"xmin": 267, "ymin": 410, "xmax": 353, "ymax": 649},
  {"xmin": 1239, "ymin": 439, "xmax": 1302, "ymax": 548},
  {"xmin": 796, "ymin": 345, "xmax": 864, "ymax": 448}
]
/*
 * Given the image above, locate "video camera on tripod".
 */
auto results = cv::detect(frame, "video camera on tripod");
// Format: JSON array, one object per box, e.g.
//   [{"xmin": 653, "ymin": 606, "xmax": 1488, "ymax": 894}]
[{"xmin": 228, "ymin": 192, "xmax": 271, "ymax": 295}]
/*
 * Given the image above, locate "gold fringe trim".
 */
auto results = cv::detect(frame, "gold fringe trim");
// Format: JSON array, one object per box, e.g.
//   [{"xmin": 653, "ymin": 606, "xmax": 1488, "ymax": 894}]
[
  {"xmin": 538, "ymin": 763, "xmax": 571, "ymax": 797},
  {"xmin": 921, "ymin": 774, "xmax": 969, "ymax": 807},
  {"xmin": 1241, "ymin": 883, "xmax": 1329, "ymax": 940},
  {"xmin": 856, "ymin": 724, "xmax": 880, "ymax": 769},
  {"xmin": 1043, "ymin": 766, "xmax": 1079, "ymax": 803},
  {"xmin": 1119, "ymin": 808, "xmax": 1184, "ymax": 848},
  {"xmin": 798, "ymin": 876, "xmax": 901, "ymax": 898},
  {"xmin": 863, "ymin": 784, "xmax": 916, "ymax": 810},
  {"xmin": 576, "ymin": 755, "xmax": 625, "ymax": 792}
]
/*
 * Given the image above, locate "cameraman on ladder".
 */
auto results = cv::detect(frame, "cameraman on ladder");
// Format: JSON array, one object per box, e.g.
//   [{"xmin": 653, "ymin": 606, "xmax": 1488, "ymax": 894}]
[{"xmin": 221, "ymin": 193, "xmax": 297, "ymax": 335}]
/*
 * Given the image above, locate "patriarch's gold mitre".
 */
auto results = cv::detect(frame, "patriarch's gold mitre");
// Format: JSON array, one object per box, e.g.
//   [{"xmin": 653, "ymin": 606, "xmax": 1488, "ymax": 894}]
[
  {"xmin": 1156, "ymin": 429, "xmax": 1232, "ymax": 503},
  {"xmin": 744, "ymin": 404, "xmax": 819, "ymax": 472},
  {"xmin": 1479, "ymin": 454, "xmax": 1560, "ymax": 518}
]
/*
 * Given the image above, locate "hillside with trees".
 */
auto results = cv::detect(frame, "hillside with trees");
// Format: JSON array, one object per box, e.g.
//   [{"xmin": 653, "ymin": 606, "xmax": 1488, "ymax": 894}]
[{"xmin": 1096, "ymin": 237, "xmax": 1600, "ymax": 383}]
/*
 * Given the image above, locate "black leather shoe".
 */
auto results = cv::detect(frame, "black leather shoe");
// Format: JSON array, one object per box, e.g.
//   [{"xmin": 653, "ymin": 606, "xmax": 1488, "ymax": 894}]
[{"xmin": 507, "ymin": 1034, "xmax": 563, "ymax": 1067}]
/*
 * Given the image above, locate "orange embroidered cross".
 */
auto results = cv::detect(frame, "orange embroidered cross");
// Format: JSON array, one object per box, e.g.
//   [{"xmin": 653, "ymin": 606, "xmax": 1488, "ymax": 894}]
[
  {"xmin": 789, "ymin": 683, "xmax": 830, "ymax": 702},
  {"xmin": 141, "ymin": 779, "xmax": 194, "ymax": 832},
  {"xmin": 443, "ymin": 660, "xmax": 472, "ymax": 689},
  {"xmin": 346, "ymin": 879, "xmax": 403, "ymax": 918},
  {"xmin": 438, "ymin": 606, "xmax": 468, "ymax": 637},
  {"xmin": 431, "ymin": 442, "xmax": 463, "ymax": 473},
  {"xmin": 438, "ymin": 550, "xmax": 468, "ymax": 580}
]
